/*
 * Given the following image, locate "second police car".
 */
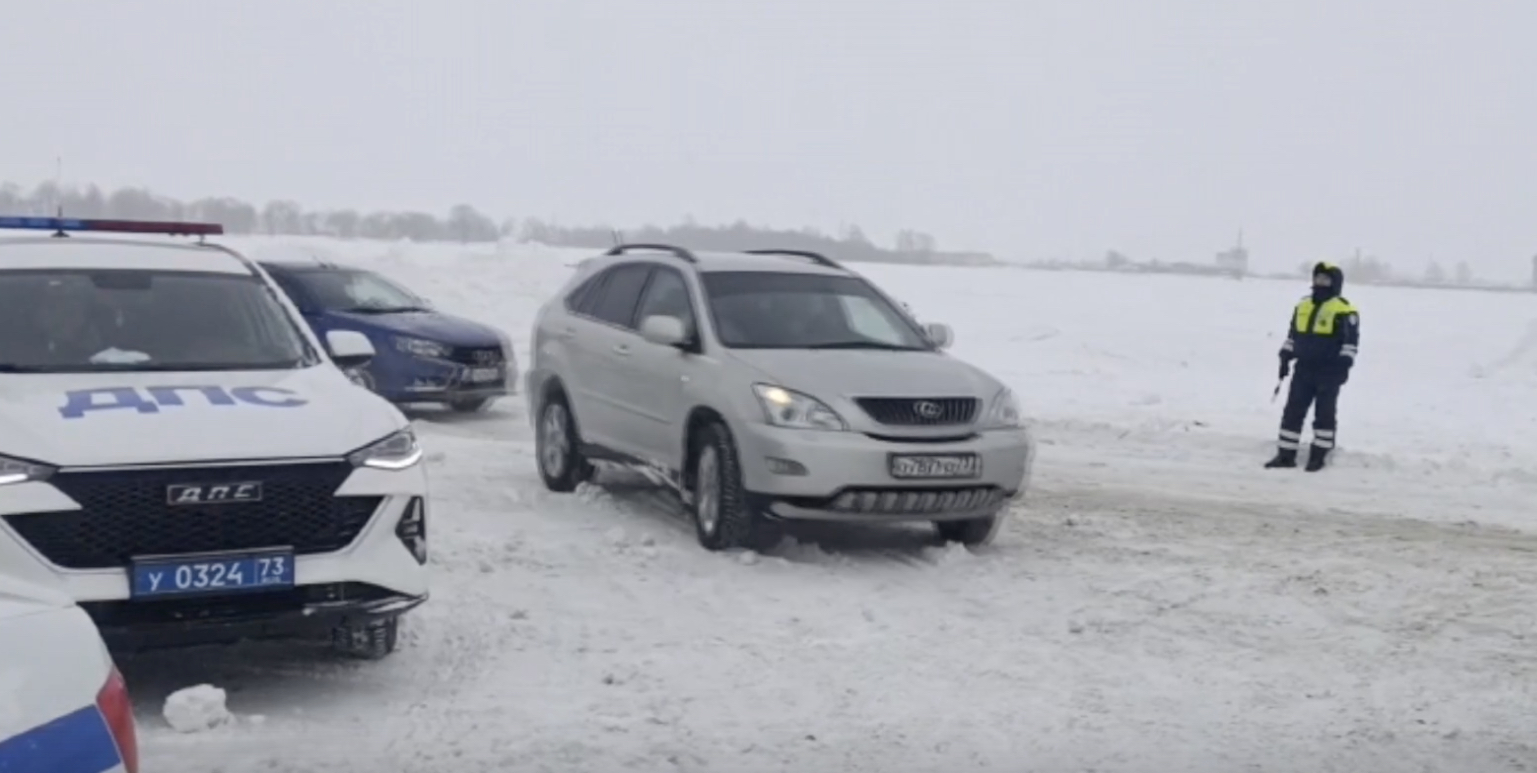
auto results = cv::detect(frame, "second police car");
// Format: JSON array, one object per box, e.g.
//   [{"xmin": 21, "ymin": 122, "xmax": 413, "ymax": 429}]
[
  {"xmin": 0, "ymin": 216, "xmax": 429, "ymax": 659},
  {"xmin": 0, "ymin": 574, "xmax": 138, "ymax": 773}
]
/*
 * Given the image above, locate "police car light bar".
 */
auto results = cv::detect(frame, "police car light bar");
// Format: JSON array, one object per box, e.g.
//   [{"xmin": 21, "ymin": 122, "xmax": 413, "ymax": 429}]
[{"xmin": 0, "ymin": 216, "xmax": 224, "ymax": 236}]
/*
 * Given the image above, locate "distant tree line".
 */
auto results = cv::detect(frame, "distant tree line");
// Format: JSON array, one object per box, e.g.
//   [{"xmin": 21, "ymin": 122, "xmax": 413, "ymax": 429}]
[{"xmin": 0, "ymin": 181, "xmax": 987, "ymax": 266}]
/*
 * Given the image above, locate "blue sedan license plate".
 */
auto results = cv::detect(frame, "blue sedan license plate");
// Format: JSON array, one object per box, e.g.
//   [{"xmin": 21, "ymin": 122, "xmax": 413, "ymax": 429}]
[{"xmin": 130, "ymin": 550, "xmax": 295, "ymax": 599}]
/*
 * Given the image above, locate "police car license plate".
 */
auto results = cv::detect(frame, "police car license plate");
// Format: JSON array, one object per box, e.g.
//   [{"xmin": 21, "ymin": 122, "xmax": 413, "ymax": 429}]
[
  {"xmin": 129, "ymin": 550, "xmax": 295, "ymax": 599},
  {"xmin": 888, "ymin": 453, "xmax": 981, "ymax": 479},
  {"xmin": 468, "ymin": 367, "xmax": 500, "ymax": 382}
]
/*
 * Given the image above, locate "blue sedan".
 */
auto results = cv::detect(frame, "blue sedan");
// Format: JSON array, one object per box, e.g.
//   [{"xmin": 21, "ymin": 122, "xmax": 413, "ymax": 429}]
[{"xmin": 261, "ymin": 259, "xmax": 516, "ymax": 412}]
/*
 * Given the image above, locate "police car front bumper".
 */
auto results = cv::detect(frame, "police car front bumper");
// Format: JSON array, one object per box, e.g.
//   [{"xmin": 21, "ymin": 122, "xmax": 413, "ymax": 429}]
[{"xmin": 84, "ymin": 583, "xmax": 427, "ymax": 651}]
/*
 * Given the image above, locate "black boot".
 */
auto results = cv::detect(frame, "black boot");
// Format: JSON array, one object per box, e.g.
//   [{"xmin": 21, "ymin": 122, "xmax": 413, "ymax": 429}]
[
  {"xmin": 1304, "ymin": 444, "xmax": 1329, "ymax": 472},
  {"xmin": 1264, "ymin": 448, "xmax": 1297, "ymax": 468}
]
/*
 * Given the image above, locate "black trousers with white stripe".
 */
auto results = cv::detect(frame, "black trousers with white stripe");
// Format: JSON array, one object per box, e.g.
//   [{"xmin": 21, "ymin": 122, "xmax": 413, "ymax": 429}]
[{"xmin": 1277, "ymin": 367, "xmax": 1343, "ymax": 452}]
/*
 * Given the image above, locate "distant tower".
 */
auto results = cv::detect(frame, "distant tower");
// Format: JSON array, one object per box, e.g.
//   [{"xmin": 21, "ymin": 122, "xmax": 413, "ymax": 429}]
[{"xmin": 1214, "ymin": 230, "xmax": 1249, "ymax": 277}]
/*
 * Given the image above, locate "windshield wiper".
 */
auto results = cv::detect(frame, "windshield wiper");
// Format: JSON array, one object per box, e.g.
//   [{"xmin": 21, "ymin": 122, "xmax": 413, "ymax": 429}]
[
  {"xmin": 93, "ymin": 360, "xmax": 307, "ymax": 372},
  {"xmin": 0, "ymin": 364, "xmax": 51, "ymax": 373},
  {"xmin": 338, "ymin": 305, "xmax": 429, "ymax": 314},
  {"xmin": 803, "ymin": 341, "xmax": 927, "ymax": 351}
]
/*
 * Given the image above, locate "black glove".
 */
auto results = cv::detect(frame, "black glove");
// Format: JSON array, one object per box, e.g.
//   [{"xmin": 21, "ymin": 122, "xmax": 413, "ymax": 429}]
[{"xmin": 1277, "ymin": 357, "xmax": 1291, "ymax": 380}]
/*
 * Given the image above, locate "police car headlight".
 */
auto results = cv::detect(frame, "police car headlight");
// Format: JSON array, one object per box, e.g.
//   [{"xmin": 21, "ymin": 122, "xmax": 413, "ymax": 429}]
[
  {"xmin": 753, "ymin": 384, "xmax": 847, "ymax": 431},
  {"xmin": 348, "ymin": 429, "xmax": 424, "ymax": 470},
  {"xmin": 395, "ymin": 336, "xmax": 450, "ymax": 360},
  {"xmin": 0, "ymin": 454, "xmax": 55, "ymax": 486},
  {"xmin": 982, "ymin": 388, "xmax": 1023, "ymax": 429}
]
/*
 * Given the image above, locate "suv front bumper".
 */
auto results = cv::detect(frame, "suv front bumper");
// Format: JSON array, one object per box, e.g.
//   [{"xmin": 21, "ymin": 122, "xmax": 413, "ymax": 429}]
[{"xmin": 735, "ymin": 423, "xmax": 1035, "ymax": 523}]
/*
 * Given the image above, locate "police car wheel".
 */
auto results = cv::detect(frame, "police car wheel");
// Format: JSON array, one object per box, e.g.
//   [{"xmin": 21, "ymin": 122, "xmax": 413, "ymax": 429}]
[{"xmin": 331, "ymin": 617, "xmax": 399, "ymax": 660}]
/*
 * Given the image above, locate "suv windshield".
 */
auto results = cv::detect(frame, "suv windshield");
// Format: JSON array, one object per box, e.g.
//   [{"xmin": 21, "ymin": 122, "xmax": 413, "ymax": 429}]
[
  {"xmin": 0, "ymin": 270, "xmax": 319, "ymax": 373},
  {"xmin": 293, "ymin": 269, "xmax": 429, "ymax": 314},
  {"xmin": 701, "ymin": 271, "xmax": 931, "ymax": 350}
]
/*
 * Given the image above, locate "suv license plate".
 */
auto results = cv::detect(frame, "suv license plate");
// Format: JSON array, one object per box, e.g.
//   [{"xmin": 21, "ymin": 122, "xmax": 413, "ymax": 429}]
[
  {"xmin": 468, "ymin": 367, "xmax": 500, "ymax": 382},
  {"xmin": 889, "ymin": 453, "xmax": 981, "ymax": 479},
  {"xmin": 129, "ymin": 550, "xmax": 295, "ymax": 599}
]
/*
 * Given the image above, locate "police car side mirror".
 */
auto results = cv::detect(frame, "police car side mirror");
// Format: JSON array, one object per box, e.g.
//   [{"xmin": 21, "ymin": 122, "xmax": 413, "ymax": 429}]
[
  {"xmin": 923, "ymin": 322, "xmax": 954, "ymax": 350},
  {"xmin": 326, "ymin": 330, "xmax": 376, "ymax": 370}
]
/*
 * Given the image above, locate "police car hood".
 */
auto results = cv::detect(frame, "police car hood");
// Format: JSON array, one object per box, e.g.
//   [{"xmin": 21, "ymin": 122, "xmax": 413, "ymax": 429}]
[{"xmin": 0, "ymin": 367, "xmax": 404, "ymax": 467}]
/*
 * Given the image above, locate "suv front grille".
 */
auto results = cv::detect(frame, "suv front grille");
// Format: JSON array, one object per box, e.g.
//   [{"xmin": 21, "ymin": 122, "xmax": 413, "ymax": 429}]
[
  {"xmin": 4, "ymin": 462, "xmax": 381, "ymax": 569},
  {"xmin": 854, "ymin": 397, "xmax": 979, "ymax": 426},
  {"xmin": 447, "ymin": 345, "xmax": 504, "ymax": 366}
]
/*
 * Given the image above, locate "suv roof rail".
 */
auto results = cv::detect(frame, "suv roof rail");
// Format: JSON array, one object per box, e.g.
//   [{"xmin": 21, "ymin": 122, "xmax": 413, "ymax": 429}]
[
  {"xmin": 0, "ymin": 215, "xmax": 224, "ymax": 240},
  {"xmin": 605, "ymin": 243, "xmax": 698, "ymax": 263},
  {"xmin": 743, "ymin": 248, "xmax": 842, "ymax": 269}
]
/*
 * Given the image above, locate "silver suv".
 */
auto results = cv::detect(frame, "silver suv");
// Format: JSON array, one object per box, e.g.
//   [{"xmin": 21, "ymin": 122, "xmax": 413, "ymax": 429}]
[{"xmin": 525, "ymin": 244, "xmax": 1035, "ymax": 551}]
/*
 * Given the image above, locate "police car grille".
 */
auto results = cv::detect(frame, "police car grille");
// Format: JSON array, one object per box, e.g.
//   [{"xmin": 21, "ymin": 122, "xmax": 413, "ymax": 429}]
[
  {"xmin": 854, "ymin": 397, "xmax": 979, "ymax": 426},
  {"xmin": 4, "ymin": 462, "xmax": 381, "ymax": 570}
]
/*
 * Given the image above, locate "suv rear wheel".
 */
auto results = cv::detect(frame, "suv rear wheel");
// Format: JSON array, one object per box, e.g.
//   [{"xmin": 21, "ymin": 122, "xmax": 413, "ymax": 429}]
[
  {"xmin": 537, "ymin": 392, "xmax": 593, "ymax": 492},
  {"xmin": 691, "ymin": 422, "xmax": 776, "ymax": 551}
]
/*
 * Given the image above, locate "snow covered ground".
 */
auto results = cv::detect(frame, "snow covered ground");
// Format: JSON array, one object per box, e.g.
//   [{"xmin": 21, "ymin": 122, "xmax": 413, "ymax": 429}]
[{"xmin": 119, "ymin": 237, "xmax": 1537, "ymax": 772}]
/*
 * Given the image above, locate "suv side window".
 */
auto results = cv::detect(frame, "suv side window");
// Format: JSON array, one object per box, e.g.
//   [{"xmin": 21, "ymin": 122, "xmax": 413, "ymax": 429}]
[
  {"xmin": 587, "ymin": 264, "xmax": 654, "ymax": 329},
  {"xmin": 633, "ymin": 267, "xmax": 697, "ymax": 338},
  {"xmin": 566, "ymin": 271, "xmax": 606, "ymax": 315}
]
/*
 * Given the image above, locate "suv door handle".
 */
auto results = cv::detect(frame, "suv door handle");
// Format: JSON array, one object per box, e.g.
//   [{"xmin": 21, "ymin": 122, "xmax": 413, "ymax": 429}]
[{"xmin": 612, "ymin": 343, "xmax": 631, "ymax": 356}]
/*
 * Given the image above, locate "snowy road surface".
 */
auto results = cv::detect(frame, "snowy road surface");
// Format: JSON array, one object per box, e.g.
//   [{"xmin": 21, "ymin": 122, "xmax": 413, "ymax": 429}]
[{"xmin": 120, "ymin": 239, "xmax": 1537, "ymax": 772}]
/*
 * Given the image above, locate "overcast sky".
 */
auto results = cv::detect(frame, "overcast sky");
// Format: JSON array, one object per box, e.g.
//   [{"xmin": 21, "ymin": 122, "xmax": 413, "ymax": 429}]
[{"xmin": 2, "ymin": 0, "xmax": 1532, "ymax": 277}]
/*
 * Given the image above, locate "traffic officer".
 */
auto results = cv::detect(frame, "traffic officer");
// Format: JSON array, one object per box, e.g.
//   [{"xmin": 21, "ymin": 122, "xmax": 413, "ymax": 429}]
[{"xmin": 1265, "ymin": 261, "xmax": 1359, "ymax": 472}]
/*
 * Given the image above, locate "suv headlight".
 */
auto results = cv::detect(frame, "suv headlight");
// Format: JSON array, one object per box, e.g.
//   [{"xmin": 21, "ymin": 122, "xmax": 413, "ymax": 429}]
[
  {"xmin": 752, "ymin": 384, "xmax": 847, "ymax": 431},
  {"xmin": 0, "ymin": 454, "xmax": 55, "ymax": 486},
  {"xmin": 348, "ymin": 428, "xmax": 424, "ymax": 470},
  {"xmin": 982, "ymin": 388, "xmax": 1023, "ymax": 429},
  {"xmin": 395, "ymin": 336, "xmax": 449, "ymax": 359}
]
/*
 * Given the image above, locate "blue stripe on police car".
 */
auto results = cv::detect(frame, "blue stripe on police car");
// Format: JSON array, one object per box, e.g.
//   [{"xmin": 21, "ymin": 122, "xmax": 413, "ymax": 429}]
[{"xmin": 0, "ymin": 705, "xmax": 124, "ymax": 773}]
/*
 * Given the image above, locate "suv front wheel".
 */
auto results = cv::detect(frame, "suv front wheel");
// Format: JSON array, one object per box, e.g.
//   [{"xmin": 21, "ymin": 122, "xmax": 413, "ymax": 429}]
[
  {"xmin": 536, "ymin": 392, "xmax": 593, "ymax": 492},
  {"xmin": 691, "ymin": 422, "xmax": 776, "ymax": 552}
]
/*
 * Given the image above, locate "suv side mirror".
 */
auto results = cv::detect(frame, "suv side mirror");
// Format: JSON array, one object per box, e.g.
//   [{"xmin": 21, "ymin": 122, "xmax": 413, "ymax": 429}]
[
  {"xmin": 923, "ymin": 322, "xmax": 954, "ymax": 350},
  {"xmin": 639, "ymin": 315, "xmax": 689, "ymax": 348},
  {"xmin": 326, "ymin": 330, "xmax": 376, "ymax": 370}
]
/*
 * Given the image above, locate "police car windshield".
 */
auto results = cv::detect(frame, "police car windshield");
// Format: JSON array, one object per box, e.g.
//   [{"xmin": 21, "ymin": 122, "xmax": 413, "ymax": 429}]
[
  {"xmin": 0, "ymin": 270, "xmax": 319, "ymax": 373},
  {"xmin": 292, "ymin": 269, "xmax": 430, "ymax": 314},
  {"xmin": 700, "ymin": 271, "xmax": 931, "ymax": 350}
]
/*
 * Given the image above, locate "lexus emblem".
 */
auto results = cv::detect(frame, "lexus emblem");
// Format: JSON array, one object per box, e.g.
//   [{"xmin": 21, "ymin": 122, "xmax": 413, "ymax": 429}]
[{"xmin": 913, "ymin": 400, "xmax": 942, "ymax": 419}]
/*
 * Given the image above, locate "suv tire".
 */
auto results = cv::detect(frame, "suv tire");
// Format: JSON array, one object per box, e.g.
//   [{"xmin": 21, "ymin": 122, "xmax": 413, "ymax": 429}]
[
  {"xmin": 536, "ymin": 392, "xmax": 594, "ymax": 492},
  {"xmin": 691, "ymin": 421, "xmax": 776, "ymax": 552},
  {"xmin": 934, "ymin": 511, "xmax": 1003, "ymax": 546}
]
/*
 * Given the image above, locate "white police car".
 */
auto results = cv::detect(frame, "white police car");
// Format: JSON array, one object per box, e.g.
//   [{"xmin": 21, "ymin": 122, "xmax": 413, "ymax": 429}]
[
  {"xmin": 0, "ymin": 216, "xmax": 429, "ymax": 659},
  {"xmin": 0, "ymin": 573, "xmax": 138, "ymax": 773}
]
